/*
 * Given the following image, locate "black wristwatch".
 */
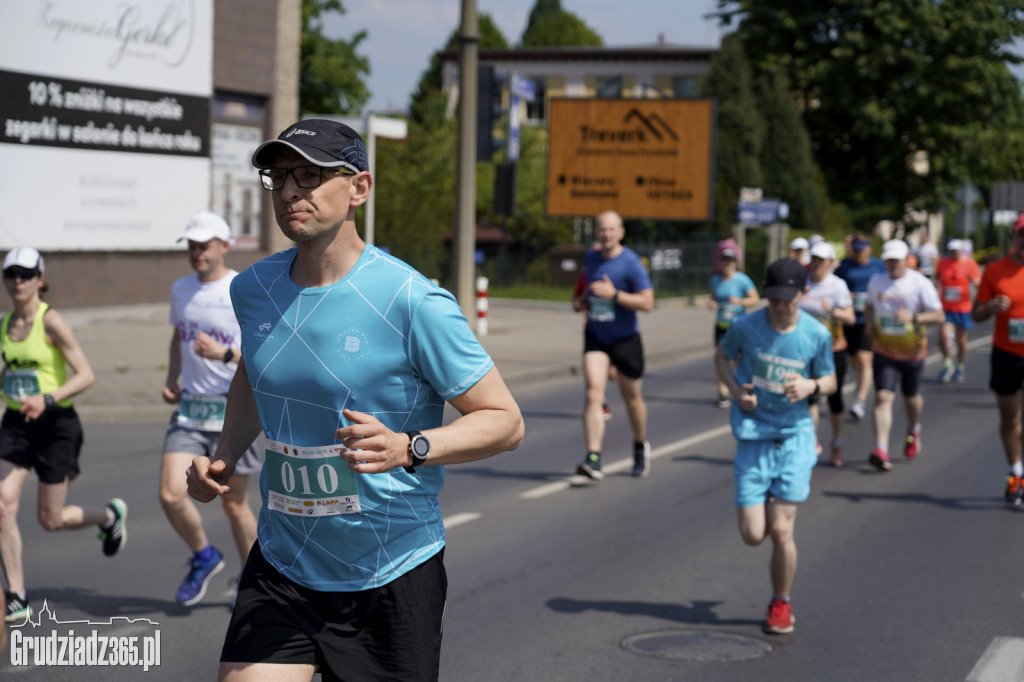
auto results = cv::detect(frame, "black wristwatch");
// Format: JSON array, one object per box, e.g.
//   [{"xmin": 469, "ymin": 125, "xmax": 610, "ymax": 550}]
[
  {"xmin": 223, "ymin": 347, "xmax": 235, "ymax": 363},
  {"xmin": 43, "ymin": 394, "xmax": 55, "ymax": 409},
  {"xmin": 404, "ymin": 430, "xmax": 431, "ymax": 474}
]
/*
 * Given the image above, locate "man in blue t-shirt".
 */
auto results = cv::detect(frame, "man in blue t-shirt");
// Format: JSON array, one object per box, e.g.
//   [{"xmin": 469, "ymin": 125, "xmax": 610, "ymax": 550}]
[
  {"xmin": 834, "ymin": 234, "xmax": 887, "ymax": 421},
  {"xmin": 715, "ymin": 258, "xmax": 836, "ymax": 637},
  {"xmin": 572, "ymin": 210, "xmax": 654, "ymax": 480},
  {"xmin": 186, "ymin": 119, "xmax": 524, "ymax": 682}
]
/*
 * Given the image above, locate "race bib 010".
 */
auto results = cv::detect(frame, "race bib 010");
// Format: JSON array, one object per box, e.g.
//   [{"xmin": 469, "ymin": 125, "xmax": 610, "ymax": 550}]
[{"xmin": 265, "ymin": 440, "xmax": 361, "ymax": 517}]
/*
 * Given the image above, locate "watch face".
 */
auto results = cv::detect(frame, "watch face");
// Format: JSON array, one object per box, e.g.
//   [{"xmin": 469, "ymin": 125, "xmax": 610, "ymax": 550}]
[{"xmin": 412, "ymin": 436, "xmax": 430, "ymax": 458}]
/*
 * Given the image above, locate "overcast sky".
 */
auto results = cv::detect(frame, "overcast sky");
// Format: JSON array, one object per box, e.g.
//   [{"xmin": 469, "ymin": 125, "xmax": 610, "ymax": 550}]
[{"xmin": 322, "ymin": 0, "xmax": 724, "ymax": 113}]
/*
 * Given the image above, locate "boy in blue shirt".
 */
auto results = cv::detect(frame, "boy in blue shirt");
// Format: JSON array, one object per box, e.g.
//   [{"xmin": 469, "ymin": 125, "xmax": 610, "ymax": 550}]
[{"xmin": 715, "ymin": 258, "xmax": 836, "ymax": 635}]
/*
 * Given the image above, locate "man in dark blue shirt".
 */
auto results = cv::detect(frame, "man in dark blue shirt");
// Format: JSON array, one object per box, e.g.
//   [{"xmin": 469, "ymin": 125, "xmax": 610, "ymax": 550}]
[{"xmin": 571, "ymin": 211, "xmax": 654, "ymax": 480}]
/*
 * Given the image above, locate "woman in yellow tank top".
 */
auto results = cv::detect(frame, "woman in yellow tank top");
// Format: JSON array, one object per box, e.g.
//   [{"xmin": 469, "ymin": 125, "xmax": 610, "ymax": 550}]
[{"xmin": 0, "ymin": 247, "xmax": 127, "ymax": 624}]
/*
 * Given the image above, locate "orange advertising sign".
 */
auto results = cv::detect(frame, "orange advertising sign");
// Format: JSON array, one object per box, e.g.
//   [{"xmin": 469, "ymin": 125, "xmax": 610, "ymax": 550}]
[{"xmin": 546, "ymin": 98, "xmax": 715, "ymax": 220}]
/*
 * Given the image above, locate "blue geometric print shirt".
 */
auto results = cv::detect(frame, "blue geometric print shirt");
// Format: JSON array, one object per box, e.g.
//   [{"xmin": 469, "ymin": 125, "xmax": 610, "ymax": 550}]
[{"xmin": 231, "ymin": 245, "xmax": 493, "ymax": 591}]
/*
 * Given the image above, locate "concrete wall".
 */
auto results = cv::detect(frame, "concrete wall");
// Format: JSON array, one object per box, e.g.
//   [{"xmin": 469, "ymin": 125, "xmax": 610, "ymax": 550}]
[{"xmin": 37, "ymin": 250, "xmax": 271, "ymax": 310}]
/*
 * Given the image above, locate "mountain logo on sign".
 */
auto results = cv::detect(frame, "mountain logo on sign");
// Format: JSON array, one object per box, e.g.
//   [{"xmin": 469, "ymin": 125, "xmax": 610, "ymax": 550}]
[{"xmin": 578, "ymin": 108, "xmax": 679, "ymax": 144}]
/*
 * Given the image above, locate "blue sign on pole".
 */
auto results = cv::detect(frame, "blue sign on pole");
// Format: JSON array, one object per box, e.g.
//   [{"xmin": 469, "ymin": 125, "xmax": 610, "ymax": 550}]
[
  {"xmin": 736, "ymin": 200, "xmax": 780, "ymax": 225},
  {"xmin": 508, "ymin": 93, "xmax": 522, "ymax": 162},
  {"xmin": 510, "ymin": 73, "xmax": 536, "ymax": 102},
  {"xmin": 506, "ymin": 74, "xmax": 535, "ymax": 163}
]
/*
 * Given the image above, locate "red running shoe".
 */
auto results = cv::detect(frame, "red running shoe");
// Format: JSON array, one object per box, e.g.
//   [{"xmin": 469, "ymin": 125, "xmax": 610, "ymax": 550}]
[
  {"xmin": 830, "ymin": 442, "xmax": 843, "ymax": 468},
  {"xmin": 1005, "ymin": 475, "xmax": 1022, "ymax": 507},
  {"xmin": 904, "ymin": 430, "xmax": 921, "ymax": 459},
  {"xmin": 869, "ymin": 448, "xmax": 892, "ymax": 471},
  {"xmin": 763, "ymin": 598, "xmax": 794, "ymax": 635}
]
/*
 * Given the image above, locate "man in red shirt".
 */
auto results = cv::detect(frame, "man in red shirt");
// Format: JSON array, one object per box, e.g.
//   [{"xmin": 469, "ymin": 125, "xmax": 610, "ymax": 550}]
[
  {"xmin": 973, "ymin": 215, "xmax": 1024, "ymax": 507},
  {"xmin": 936, "ymin": 239, "xmax": 980, "ymax": 382}
]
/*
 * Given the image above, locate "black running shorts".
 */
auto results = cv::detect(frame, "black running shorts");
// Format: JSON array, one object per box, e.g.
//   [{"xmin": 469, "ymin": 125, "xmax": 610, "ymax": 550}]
[
  {"xmin": 872, "ymin": 354, "xmax": 924, "ymax": 397},
  {"xmin": 990, "ymin": 346, "xmax": 1024, "ymax": 396},
  {"xmin": 0, "ymin": 406, "xmax": 83, "ymax": 484},
  {"xmin": 221, "ymin": 543, "xmax": 447, "ymax": 682},
  {"xmin": 584, "ymin": 330, "xmax": 645, "ymax": 379},
  {"xmin": 843, "ymin": 323, "xmax": 872, "ymax": 354}
]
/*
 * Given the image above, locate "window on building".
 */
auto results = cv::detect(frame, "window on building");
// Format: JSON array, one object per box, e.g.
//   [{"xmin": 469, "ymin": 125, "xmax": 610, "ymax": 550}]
[
  {"xmin": 672, "ymin": 76, "xmax": 699, "ymax": 98},
  {"xmin": 596, "ymin": 75, "xmax": 623, "ymax": 98},
  {"xmin": 525, "ymin": 78, "xmax": 547, "ymax": 122}
]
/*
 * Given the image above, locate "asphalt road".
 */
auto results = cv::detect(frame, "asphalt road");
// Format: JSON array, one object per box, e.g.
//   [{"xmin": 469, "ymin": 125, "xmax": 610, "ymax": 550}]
[{"xmin": 1, "ymin": 333, "xmax": 1021, "ymax": 681}]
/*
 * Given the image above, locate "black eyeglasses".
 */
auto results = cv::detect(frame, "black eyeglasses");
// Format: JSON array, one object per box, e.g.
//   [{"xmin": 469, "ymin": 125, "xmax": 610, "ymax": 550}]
[
  {"xmin": 258, "ymin": 166, "xmax": 352, "ymax": 191},
  {"xmin": 3, "ymin": 268, "xmax": 39, "ymax": 281}
]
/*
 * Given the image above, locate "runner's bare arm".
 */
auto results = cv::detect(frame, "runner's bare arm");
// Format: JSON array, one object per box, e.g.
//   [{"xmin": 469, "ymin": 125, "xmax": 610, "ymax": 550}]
[
  {"xmin": 336, "ymin": 367, "xmax": 524, "ymax": 473},
  {"xmin": 187, "ymin": 358, "xmax": 262, "ymax": 502}
]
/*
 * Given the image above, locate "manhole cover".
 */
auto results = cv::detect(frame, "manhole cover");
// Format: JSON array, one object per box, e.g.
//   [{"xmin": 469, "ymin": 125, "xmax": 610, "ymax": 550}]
[{"xmin": 620, "ymin": 629, "xmax": 774, "ymax": 662}]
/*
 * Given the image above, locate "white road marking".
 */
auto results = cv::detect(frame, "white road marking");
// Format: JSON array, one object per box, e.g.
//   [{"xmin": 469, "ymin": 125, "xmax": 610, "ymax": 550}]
[
  {"xmin": 443, "ymin": 512, "xmax": 482, "ymax": 529},
  {"xmin": 453, "ymin": 334, "xmax": 995, "ymax": 520},
  {"xmin": 520, "ymin": 424, "xmax": 733, "ymax": 499},
  {"xmin": 966, "ymin": 637, "xmax": 1024, "ymax": 681}
]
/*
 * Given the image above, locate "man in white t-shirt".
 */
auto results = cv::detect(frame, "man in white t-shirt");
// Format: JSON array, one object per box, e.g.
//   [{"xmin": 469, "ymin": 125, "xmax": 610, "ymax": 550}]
[
  {"xmin": 158, "ymin": 212, "xmax": 261, "ymax": 606},
  {"xmin": 863, "ymin": 240, "xmax": 944, "ymax": 471},
  {"xmin": 800, "ymin": 242, "xmax": 855, "ymax": 466}
]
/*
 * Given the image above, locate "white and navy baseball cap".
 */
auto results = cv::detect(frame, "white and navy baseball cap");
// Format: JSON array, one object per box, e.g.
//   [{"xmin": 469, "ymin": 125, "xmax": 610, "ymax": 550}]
[
  {"xmin": 251, "ymin": 119, "xmax": 369, "ymax": 173},
  {"xmin": 3, "ymin": 247, "xmax": 45, "ymax": 274}
]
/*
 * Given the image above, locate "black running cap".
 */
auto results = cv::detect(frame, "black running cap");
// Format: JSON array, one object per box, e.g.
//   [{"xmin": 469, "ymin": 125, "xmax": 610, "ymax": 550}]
[
  {"xmin": 762, "ymin": 258, "xmax": 807, "ymax": 301},
  {"xmin": 251, "ymin": 119, "xmax": 369, "ymax": 173}
]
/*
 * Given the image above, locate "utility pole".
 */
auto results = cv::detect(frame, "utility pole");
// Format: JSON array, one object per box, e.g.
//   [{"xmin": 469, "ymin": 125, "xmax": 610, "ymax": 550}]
[{"xmin": 453, "ymin": 0, "xmax": 479, "ymax": 320}]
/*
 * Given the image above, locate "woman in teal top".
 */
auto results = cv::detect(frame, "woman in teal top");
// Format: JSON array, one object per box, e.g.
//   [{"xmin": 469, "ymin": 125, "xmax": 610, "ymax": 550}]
[
  {"xmin": 709, "ymin": 246, "xmax": 759, "ymax": 408},
  {"xmin": 0, "ymin": 247, "xmax": 127, "ymax": 624}
]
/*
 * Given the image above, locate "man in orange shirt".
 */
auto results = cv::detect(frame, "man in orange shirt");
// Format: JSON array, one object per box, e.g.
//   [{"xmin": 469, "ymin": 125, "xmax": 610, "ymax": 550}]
[
  {"xmin": 973, "ymin": 215, "xmax": 1024, "ymax": 506},
  {"xmin": 936, "ymin": 239, "xmax": 981, "ymax": 382}
]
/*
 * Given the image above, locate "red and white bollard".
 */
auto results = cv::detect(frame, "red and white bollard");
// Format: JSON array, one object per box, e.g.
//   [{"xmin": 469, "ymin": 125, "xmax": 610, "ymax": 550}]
[{"xmin": 476, "ymin": 276, "xmax": 489, "ymax": 336}]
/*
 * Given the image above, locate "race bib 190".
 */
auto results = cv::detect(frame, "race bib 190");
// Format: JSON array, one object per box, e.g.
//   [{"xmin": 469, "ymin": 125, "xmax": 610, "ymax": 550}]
[
  {"xmin": 265, "ymin": 440, "xmax": 361, "ymax": 517},
  {"xmin": 752, "ymin": 352, "xmax": 805, "ymax": 395}
]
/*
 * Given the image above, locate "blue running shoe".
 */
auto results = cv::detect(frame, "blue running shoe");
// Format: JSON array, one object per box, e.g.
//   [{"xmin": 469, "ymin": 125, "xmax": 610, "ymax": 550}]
[{"xmin": 176, "ymin": 547, "xmax": 225, "ymax": 606}]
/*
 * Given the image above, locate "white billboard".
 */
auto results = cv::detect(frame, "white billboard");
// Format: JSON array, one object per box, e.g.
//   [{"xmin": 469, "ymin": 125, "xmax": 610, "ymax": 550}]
[{"xmin": 0, "ymin": 0, "xmax": 213, "ymax": 250}]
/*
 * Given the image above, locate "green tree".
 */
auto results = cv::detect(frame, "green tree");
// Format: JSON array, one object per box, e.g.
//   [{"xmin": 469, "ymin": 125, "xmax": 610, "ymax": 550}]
[
  {"xmin": 409, "ymin": 13, "xmax": 508, "ymax": 125},
  {"xmin": 698, "ymin": 33, "xmax": 765, "ymax": 233},
  {"xmin": 521, "ymin": 11, "xmax": 603, "ymax": 47},
  {"xmin": 373, "ymin": 116, "xmax": 458, "ymax": 278},
  {"xmin": 715, "ymin": 0, "xmax": 1024, "ymax": 224},
  {"xmin": 523, "ymin": 0, "xmax": 562, "ymax": 38},
  {"xmin": 300, "ymin": 0, "xmax": 370, "ymax": 115},
  {"xmin": 754, "ymin": 70, "xmax": 826, "ymax": 232}
]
